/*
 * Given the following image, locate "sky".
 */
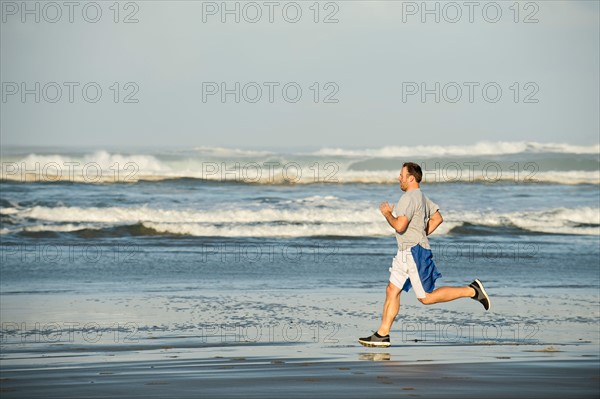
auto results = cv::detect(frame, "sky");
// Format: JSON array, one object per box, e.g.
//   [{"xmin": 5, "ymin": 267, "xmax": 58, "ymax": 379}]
[{"xmin": 1, "ymin": 0, "xmax": 599, "ymax": 150}]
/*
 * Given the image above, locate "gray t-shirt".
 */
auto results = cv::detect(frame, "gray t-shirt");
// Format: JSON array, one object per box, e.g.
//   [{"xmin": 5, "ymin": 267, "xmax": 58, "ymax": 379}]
[{"xmin": 393, "ymin": 188, "xmax": 440, "ymax": 250}]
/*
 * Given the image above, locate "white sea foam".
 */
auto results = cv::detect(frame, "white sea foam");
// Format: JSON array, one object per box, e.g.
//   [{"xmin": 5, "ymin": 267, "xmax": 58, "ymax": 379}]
[
  {"xmin": 23, "ymin": 223, "xmax": 101, "ymax": 233},
  {"xmin": 141, "ymin": 221, "xmax": 387, "ymax": 238},
  {"xmin": 0, "ymin": 207, "xmax": 19, "ymax": 215},
  {"xmin": 7, "ymin": 204, "xmax": 599, "ymax": 237},
  {"xmin": 445, "ymin": 207, "xmax": 600, "ymax": 236}
]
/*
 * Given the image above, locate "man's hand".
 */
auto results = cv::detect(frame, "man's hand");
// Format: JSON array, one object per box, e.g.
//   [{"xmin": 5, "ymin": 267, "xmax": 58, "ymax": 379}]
[
  {"xmin": 380, "ymin": 201, "xmax": 409, "ymax": 234},
  {"xmin": 379, "ymin": 201, "xmax": 394, "ymax": 216}
]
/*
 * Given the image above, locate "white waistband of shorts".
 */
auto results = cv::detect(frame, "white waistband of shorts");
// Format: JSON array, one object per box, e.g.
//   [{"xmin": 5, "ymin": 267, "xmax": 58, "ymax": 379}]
[{"xmin": 396, "ymin": 246, "xmax": 413, "ymax": 255}]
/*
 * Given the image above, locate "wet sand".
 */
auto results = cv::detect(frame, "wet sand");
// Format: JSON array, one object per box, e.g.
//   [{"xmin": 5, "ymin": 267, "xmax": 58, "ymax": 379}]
[
  {"xmin": 1, "ymin": 338, "xmax": 599, "ymax": 398},
  {"xmin": 1, "ymin": 288, "xmax": 599, "ymax": 398}
]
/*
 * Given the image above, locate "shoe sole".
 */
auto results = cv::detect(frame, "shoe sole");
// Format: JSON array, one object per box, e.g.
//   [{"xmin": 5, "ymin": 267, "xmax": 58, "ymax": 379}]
[
  {"xmin": 474, "ymin": 278, "xmax": 491, "ymax": 311},
  {"xmin": 358, "ymin": 339, "xmax": 391, "ymax": 348}
]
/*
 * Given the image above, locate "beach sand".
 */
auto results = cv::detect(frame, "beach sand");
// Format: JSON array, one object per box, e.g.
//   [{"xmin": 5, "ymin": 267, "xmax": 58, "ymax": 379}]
[{"xmin": 1, "ymin": 288, "xmax": 599, "ymax": 398}]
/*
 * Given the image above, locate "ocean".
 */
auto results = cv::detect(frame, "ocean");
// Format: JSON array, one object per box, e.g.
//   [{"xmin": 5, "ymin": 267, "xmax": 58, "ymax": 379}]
[{"xmin": 0, "ymin": 141, "xmax": 598, "ymax": 351}]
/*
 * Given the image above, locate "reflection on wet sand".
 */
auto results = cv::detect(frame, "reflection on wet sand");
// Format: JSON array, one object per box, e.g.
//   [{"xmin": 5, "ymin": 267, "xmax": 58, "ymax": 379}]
[{"xmin": 359, "ymin": 352, "xmax": 391, "ymax": 361}]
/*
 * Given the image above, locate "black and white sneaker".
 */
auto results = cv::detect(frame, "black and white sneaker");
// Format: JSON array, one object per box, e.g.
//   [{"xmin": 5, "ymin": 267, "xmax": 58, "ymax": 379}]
[
  {"xmin": 358, "ymin": 332, "xmax": 391, "ymax": 347},
  {"xmin": 469, "ymin": 279, "xmax": 491, "ymax": 311}
]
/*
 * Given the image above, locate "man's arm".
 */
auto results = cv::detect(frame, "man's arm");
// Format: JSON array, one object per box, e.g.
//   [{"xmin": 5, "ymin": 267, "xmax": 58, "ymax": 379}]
[
  {"xmin": 426, "ymin": 211, "xmax": 443, "ymax": 236},
  {"xmin": 379, "ymin": 202, "xmax": 410, "ymax": 234}
]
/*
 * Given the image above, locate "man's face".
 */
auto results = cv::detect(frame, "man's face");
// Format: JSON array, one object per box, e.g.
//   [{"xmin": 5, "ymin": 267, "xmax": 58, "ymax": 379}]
[{"xmin": 397, "ymin": 167, "xmax": 410, "ymax": 191}]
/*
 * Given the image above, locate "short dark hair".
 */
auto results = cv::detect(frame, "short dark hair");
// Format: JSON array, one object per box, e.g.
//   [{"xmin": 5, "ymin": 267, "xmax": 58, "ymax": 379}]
[{"xmin": 402, "ymin": 162, "xmax": 422, "ymax": 183}]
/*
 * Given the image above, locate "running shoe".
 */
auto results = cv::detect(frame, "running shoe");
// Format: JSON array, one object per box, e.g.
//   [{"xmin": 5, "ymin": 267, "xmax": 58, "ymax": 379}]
[
  {"xmin": 358, "ymin": 332, "xmax": 391, "ymax": 347},
  {"xmin": 469, "ymin": 279, "xmax": 491, "ymax": 311}
]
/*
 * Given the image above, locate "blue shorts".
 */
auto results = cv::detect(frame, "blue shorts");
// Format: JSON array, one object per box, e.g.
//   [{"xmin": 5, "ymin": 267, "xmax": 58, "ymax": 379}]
[{"xmin": 389, "ymin": 244, "xmax": 442, "ymax": 298}]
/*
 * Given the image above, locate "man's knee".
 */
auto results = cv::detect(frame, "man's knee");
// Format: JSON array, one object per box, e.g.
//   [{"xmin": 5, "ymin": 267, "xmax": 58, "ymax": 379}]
[{"xmin": 386, "ymin": 283, "xmax": 401, "ymax": 297}]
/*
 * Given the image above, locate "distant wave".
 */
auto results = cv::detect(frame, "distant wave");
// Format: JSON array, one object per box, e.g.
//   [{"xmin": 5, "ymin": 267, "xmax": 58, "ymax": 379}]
[
  {"xmin": 3, "ymin": 204, "xmax": 598, "ymax": 237},
  {"xmin": 313, "ymin": 141, "xmax": 600, "ymax": 157},
  {"xmin": 1, "ymin": 142, "xmax": 598, "ymax": 185},
  {"xmin": 192, "ymin": 146, "xmax": 274, "ymax": 157}
]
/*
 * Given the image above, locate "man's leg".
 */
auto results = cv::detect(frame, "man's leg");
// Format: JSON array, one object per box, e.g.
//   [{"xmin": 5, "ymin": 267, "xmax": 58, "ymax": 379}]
[
  {"xmin": 377, "ymin": 282, "xmax": 402, "ymax": 336},
  {"xmin": 418, "ymin": 285, "xmax": 475, "ymax": 305}
]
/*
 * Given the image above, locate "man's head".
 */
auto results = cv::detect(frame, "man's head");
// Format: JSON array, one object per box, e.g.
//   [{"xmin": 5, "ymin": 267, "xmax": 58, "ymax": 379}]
[{"xmin": 398, "ymin": 162, "xmax": 422, "ymax": 191}]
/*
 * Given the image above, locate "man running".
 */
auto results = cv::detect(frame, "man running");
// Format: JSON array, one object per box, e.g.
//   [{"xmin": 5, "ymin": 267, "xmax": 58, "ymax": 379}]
[{"xmin": 359, "ymin": 162, "xmax": 490, "ymax": 348}]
